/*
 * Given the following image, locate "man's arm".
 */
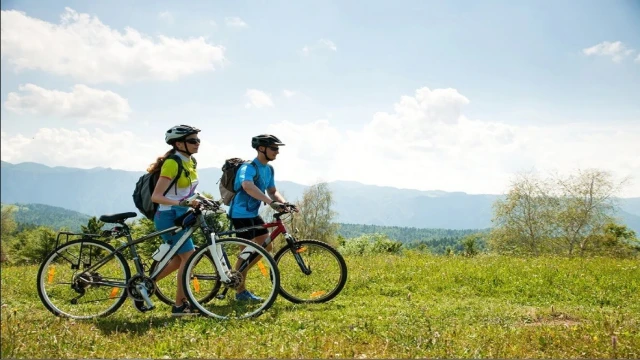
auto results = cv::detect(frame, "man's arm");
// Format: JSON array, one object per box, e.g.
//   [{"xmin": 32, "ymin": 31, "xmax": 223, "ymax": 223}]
[
  {"xmin": 266, "ymin": 187, "xmax": 286, "ymax": 203},
  {"xmin": 241, "ymin": 181, "xmax": 275, "ymax": 204}
]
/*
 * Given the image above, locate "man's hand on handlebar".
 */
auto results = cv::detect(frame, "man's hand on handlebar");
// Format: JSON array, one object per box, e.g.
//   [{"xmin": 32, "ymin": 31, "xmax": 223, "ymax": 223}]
[
  {"xmin": 284, "ymin": 202, "xmax": 299, "ymax": 212},
  {"xmin": 269, "ymin": 201, "xmax": 285, "ymax": 211}
]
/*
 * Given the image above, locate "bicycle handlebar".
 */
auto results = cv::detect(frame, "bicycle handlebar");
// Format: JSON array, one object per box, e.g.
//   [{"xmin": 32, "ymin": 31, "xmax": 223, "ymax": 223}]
[
  {"xmin": 186, "ymin": 192, "xmax": 225, "ymax": 213},
  {"xmin": 273, "ymin": 202, "xmax": 299, "ymax": 218}
]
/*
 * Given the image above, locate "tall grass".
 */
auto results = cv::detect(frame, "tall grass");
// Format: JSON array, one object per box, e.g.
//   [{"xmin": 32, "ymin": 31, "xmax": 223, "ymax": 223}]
[{"xmin": 2, "ymin": 252, "xmax": 639, "ymax": 358}]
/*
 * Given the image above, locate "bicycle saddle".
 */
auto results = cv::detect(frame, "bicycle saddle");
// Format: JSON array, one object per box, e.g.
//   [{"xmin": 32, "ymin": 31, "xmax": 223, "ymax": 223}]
[{"xmin": 99, "ymin": 212, "xmax": 138, "ymax": 223}]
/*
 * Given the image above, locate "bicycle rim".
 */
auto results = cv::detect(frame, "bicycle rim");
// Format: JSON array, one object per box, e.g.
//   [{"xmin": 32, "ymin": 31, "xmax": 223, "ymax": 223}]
[
  {"xmin": 275, "ymin": 239, "xmax": 347, "ymax": 303},
  {"xmin": 36, "ymin": 239, "xmax": 131, "ymax": 319},
  {"xmin": 151, "ymin": 249, "xmax": 221, "ymax": 306},
  {"xmin": 183, "ymin": 238, "xmax": 280, "ymax": 319}
]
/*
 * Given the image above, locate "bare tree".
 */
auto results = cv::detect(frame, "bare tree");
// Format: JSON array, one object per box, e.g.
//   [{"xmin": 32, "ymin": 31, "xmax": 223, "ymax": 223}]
[
  {"xmin": 490, "ymin": 172, "xmax": 557, "ymax": 255},
  {"xmin": 290, "ymin": 182, "xmax": 339, "ymax": 244},
  {"xmin": 553, "ymin": 169, "xmax": 622, "ymax": 255},
  {"xmin": 491, "ymin": 169, "xmax": 632, "ymax": 256}
]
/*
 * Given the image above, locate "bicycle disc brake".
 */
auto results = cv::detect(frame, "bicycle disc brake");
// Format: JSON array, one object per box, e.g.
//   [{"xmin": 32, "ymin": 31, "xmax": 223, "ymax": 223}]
[{"xmin": 223, "ymin": 270, "xmax": 243, "ymax": 289}]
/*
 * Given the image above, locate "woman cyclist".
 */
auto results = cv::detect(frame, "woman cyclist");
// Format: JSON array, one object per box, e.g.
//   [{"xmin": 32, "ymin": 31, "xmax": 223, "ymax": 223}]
[{"xmin": 146, "ymin": 124, "xmax": 201, "ymax": 316}]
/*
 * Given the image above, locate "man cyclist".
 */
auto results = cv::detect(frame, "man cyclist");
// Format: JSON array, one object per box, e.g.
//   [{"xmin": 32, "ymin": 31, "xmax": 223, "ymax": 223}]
[{"xmin": 228, "ymin": 134, "xmax": 292, "ymax": 301}]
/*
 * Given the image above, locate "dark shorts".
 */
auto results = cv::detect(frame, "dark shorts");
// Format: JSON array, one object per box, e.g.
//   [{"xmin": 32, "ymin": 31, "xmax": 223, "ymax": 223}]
[{"xmin": 231, "ymin": 216, "xmax": 269, "ymax": 240}]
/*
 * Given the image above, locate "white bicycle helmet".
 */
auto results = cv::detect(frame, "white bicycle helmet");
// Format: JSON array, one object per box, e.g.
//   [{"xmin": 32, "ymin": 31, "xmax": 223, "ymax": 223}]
[{"xmin": 165, "ymin": 125, "xmax": 200, "ymax": 145}]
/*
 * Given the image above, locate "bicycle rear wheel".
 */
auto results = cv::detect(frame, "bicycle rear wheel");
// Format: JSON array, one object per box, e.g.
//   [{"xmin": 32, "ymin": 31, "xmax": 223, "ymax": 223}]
[
  {"xmin": 274, "ymin": 239, "xmax": 347, "ymax": 303},
  {"xmin": 182, "ymin": 237, "xmax": 280, "ymax": 319},
  {"xmin": 37, "ymin": 239, "xmax": 131, "ymax": 319},
  {"xmin": 150, "ymin": 248, "xmax": 221, "ymax": 306}
]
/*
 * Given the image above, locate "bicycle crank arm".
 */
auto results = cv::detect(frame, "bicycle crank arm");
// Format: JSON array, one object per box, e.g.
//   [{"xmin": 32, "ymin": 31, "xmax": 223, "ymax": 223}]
[{"xmin": 136, "ymin": 283, "xmax": 156, "ymax": 310}]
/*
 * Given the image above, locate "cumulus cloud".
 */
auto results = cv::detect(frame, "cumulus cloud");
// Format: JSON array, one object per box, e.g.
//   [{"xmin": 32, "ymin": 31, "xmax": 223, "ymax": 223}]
[
  {"xmin": 0, "ymin": 8, "xmax": 226, "ymax": 84},
  {"xmin": 245, "ymin": 89, "xmax": 274, "ymax": 108},
  {"xmin": 2, "ymin": 85, "xmax": 638, "ymax": 196},
  {"xmin": 302, "ymin": 39, "xmax": 337, "ymax": 56},
  {"xmin": 4, "ymin": 84, "xmax": 131, "ymax": 124},
  {"xmin": 0, "ymin": 128, "xmax": 145, "ymax": 169},
  {"xmin": 268, "ymin": 87, "xmax": 640, "ymax": 196},
  {"xmin": 636, "ymin": 54, "xmax": 640, "ymax": 64},
  {"xmin": 582, "ymin": 41, "xmax": 635, "ymax": 63},
  {"xmin": 283, "ymin": 90, "xmax": 296, "ymax": 98},
  {"xmin": 225, "ymin": 16, "xmax": 248, "ymax": 28}
]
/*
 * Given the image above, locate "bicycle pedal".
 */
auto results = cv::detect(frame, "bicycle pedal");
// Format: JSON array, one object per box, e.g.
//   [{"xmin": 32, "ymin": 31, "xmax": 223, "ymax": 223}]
[{"xmin": 133, "ymin": 300, "xmax": 155, "ymax": 313}]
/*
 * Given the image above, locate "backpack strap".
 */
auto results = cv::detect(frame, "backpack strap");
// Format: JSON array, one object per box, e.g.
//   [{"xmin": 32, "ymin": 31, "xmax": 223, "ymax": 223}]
[{"xmin": 163, "ymin": 154, "xmax": 186, "ymax": 196}]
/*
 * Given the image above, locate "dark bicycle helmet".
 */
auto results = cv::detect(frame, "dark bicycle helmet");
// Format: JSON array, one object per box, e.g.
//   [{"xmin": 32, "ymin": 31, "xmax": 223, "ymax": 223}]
[
  {"xmin": 165, "ymin": 125, "xmax": 200, "ymax": 145},
  {"xmin": 251, "ymin": 134, "xmax": 285, "ymax": 149}
]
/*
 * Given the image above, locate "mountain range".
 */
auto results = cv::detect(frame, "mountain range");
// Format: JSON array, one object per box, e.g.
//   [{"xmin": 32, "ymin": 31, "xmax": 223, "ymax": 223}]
[{"xmin": 2, "ymin": 160, "xmax": 639, "ymax": 233}]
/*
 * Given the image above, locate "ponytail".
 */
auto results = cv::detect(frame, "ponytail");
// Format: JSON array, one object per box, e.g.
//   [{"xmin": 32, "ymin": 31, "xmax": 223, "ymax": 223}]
[{"xmin": 147, "ymin": 148, "xmax": 176, "ymax": 173}]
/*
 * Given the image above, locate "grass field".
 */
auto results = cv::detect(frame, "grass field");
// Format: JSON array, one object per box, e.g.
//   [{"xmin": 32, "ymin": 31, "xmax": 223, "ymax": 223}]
[{"xmin": 2, "ymin": 252, "xmax": 639, "ymax": 358}]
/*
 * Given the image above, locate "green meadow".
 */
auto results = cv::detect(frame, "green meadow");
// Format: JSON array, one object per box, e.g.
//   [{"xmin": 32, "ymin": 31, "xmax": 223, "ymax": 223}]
[{"xmin": 2, "ymin": 252, "xmax": 639, "ymax": 359}]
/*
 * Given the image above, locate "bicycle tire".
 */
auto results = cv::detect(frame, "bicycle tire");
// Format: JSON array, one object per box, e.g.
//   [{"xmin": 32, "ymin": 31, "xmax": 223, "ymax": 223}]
[
  {"xmin": 182, "ymin": 237, "xmax": 280, "ymax": 319},
  {"xmin": 150, "ymin": 248, "xmax": 221, "ymax": 306},
  {"xmin": 274, "ymin": 239, "xmax": 347, "ymax": 304},
  {"xmin": 37, "ymin": 239, "xmax": 131, "ymax": 319}
]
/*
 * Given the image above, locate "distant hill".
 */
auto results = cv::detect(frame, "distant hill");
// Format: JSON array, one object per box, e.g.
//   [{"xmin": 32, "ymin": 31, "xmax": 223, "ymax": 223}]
[
  {"xmin": 1, "ymin": 203, "xmax": 91, "ymax": 232},
  {"xmin": 2, "ymin": 160, "xmax": 639, "ymax": 233}
]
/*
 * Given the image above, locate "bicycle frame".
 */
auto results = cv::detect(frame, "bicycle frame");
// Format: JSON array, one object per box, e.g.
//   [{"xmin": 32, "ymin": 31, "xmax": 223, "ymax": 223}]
[
  {"xmin": 218, "ymin": 215, "xmax": 290, "ymax": 247},
  {"xmin": 65, "ymin": 209, "xmax": 234, "ymax": 297},
  {"xmin": 219, "ymin": 211, "xmax": 312, "ymax": 275}
]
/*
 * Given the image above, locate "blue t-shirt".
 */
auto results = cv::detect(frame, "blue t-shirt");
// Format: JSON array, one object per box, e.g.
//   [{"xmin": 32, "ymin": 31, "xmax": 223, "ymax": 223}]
[{"xmin": 228, "ymin": 158, "xmax": 275, "ymax": 218}]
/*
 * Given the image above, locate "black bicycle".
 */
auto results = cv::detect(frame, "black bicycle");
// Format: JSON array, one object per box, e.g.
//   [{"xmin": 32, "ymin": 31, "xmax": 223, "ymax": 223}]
[{"xmin": 36, "ymin": 193, "xmax": 280, "ymax": 320}]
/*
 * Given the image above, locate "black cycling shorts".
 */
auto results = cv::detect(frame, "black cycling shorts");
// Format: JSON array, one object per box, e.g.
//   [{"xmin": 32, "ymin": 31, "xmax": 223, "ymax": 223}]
[{"xmin": 231, "ymin": 216, "xmax": 269, "ymax": 240}]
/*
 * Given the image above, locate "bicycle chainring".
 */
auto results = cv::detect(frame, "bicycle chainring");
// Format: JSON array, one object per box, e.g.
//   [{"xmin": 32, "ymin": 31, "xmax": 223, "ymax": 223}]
[{"xmin": 126, "ymin": 274, "xmax": 156, "ymax": 300}]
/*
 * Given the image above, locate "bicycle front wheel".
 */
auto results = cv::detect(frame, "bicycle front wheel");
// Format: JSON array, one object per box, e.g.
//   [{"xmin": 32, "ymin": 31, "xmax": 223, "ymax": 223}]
[
  {"xmin": 150, "ymin": 248, "xmax": 221, "ymax": 306},
  {"xmin": 182, "ymin": 237, "xmax": 280, "ymax": 319},
  {"xmin": 36, "ymin": 239, "xmax": 131, "ymax": 319},
  {"xmin": 274, "ymin": 239, "xmax": 347, "ymax": 303}
]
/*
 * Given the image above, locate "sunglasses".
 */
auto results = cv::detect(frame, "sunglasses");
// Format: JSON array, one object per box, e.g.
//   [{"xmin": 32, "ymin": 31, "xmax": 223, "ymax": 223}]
[
  {"xmin": 185, "ymin": 138, "xmax": 200, "ymax": 145},
  {"xmin": 267, "ymin": 146, "xmax": 280, "ymax": 151}
]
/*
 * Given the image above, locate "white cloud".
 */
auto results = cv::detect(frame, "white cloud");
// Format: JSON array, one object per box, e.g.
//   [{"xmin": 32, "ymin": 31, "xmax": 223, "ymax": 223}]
[
  {"xmin": 635, "ymin": 54, "xmax": 640, "ymax": 64},
  {"xmin": 283, "ymin": 90, "xmax": 296, "ymax": 98},
  {"xmin": 225, "ymin": 16, "xmax": 248, "ymax": 28},
  {"xmin": 582, "ymin": 41, "xmax": 635, "ymax": 63},
  {"xmin": 2, "ymin": 85, "xmax": 638, "ymax": 197},
  {"xmin": 0, "ymin": 8, "xmax": 226, "ymax": 84},
  {"xmin": 158, "ymin": 11, "xmax": 174, "ymax": 24},
  {"xmin": 301, "ymin": 39, "xmax": 337, "ymax": 56},
  {"xmin": 245, "ymin": 89, "xmax": 274, "ymax": 108},
  {"xmin": 4, "ymin": 84, "xmax": 131, "ymax": 124},
  {"xmin": 267, "ymin": 87, "xmax": 640, "ymax": 196},
  {"xmin": 0, "ymin": 128, "xmax": 224, "ymax": 172}
]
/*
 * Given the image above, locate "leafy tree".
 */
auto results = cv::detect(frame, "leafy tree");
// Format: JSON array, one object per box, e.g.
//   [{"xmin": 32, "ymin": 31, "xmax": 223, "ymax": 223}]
[
  {"xmin": 1, "ymin": 205, "xmax": 18, "ymax": 262},
  {"xmin": 461, "ymin": 233, "xmax": 481, "ymax": 257},
  {"xmin": 589, "ymin": 222, "xmax": 640, "ymax": 258},
  {"xmin": 8, "ymin": 226, "xmax": 57, "ymax": 265},
  {"xmin": 81, "ymin": 216, "xmax": 105, "ymax": 235}
]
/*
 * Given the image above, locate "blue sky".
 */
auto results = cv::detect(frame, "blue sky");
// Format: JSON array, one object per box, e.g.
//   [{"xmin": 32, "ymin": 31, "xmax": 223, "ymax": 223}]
[{"xmin": 1, "ymin": 0, "xmax": 639, "ymax": 196}]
